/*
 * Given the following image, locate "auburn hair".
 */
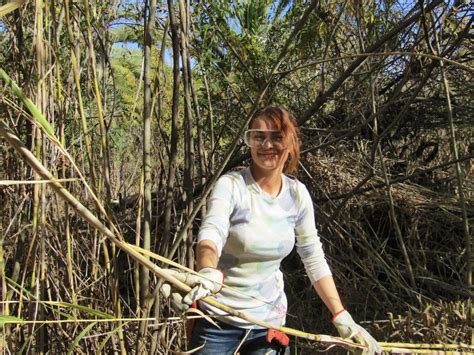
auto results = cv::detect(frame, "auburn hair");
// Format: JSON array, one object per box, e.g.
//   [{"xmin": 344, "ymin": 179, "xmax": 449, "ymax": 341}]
[{"xmin": 249, "ymin": 105, "xmax": 300, "ymax": 174}]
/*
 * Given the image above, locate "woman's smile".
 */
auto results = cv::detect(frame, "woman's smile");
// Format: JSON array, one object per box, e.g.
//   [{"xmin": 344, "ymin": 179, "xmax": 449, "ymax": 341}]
[{"xmin": 258, "ymin": 150, "xmax": 278, "ymax": 159}]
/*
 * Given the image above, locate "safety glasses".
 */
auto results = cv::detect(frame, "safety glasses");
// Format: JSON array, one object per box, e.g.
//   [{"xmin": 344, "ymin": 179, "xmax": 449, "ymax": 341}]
[{"xmin": 243, "ymin": 129, "xmax": 287, "ymax": 150}]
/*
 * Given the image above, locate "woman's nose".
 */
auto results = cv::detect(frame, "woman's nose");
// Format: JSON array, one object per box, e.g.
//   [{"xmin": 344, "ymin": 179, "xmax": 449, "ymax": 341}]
[{"xmin": 262, "ymin": 138, "xmax": 274, "ymax": 148}]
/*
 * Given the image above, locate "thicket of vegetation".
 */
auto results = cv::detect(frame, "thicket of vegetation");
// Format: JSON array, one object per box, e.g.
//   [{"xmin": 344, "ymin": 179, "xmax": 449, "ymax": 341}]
[{"xmin": 0, "ymin": 0, "xmax": 472, "ymax": 353}]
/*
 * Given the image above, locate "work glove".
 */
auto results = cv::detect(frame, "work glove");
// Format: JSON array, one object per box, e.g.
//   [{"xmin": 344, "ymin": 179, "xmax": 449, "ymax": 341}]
[
  {"xmin": 332, "ymin": 310, "xmax": 382, "ymax": 354},
  {"xmin": 159, "ymin": 267, "xmax": 223, "ymax": 312}
]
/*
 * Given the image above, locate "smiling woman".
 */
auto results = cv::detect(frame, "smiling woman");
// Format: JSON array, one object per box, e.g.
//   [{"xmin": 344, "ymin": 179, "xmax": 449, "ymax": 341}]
[
  {"xmin": 247, "ymin": 106, "xmax": 300, "ymax": 176},
  {"xmin": 160, "ymin": 105, "xmax": 382, "ymax": 354}
]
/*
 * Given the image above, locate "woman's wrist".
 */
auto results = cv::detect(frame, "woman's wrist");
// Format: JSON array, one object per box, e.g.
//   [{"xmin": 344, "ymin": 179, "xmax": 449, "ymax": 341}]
[{"xmin": 331, "ymin": 308, "xmax": 346, "ymax": 320}]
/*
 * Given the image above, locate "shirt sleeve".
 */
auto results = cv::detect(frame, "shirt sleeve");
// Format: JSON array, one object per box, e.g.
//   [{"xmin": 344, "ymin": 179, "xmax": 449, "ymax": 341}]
[
  {"xmin": 197, "ymin": 174, "xmax": 237, "ymax": 257},
  {"xmin": 294, "ymin": 182, "xmax": 332, "ymax": 284}
]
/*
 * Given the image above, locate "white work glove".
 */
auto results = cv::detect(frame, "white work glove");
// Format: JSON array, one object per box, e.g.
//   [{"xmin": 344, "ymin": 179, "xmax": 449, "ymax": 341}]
[
  {"xmin": 159, "ymin": 267, "xmax": 223, "ymax": 312},
  {"xmin": 332, "ymin": 310, "xmax": 382, "ymax": 354}
]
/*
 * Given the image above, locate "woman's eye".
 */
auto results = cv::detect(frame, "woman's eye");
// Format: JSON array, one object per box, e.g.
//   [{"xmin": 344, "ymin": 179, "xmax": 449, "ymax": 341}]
[
  {"xmin": 273, "ymin": 135, "xmax": 283, "ymax": 142},
  {"xmin": 254, "ymin": 134, "xmax": 265, "ymax": 141}
]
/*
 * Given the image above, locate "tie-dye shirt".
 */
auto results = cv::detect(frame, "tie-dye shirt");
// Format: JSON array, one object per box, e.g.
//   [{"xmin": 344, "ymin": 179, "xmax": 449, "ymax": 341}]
[{"xmin": 197, "ymin": 167, "xmax": 332, "ymax": 328}]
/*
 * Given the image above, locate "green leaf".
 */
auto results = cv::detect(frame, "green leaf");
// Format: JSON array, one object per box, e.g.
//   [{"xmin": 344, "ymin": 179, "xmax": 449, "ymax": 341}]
[
  {"xmin": 0, "ymin": 315, "xmax": 24, "ymax": 325},
  {"xmin": 97, "ymin": 321, "xmax": 128, "ymax": 352},
  {"xmin": 55, "ymin": 302, "xmax": 114, "ymax": 319},
  {"xmin": 67, "ymin": 321, "xmax": 98, "ymax": 355},
  {"xmin": 0, "ymin": 67, "xmax": 55, "ymax": 137}
]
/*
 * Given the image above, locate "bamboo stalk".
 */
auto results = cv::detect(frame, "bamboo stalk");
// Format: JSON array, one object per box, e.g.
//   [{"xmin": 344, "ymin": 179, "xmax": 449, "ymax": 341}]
[
  {"xmin": 134, "ymin": 173, "xmax": 145, "ymax": 317},
  {"xmin": 82, "ymin": 0, "xmax": 113, "ymax": 204},
  {"xmin": 160, "ymin": 0, "xmax": 181, "ymax": 258},
  {"xmin": 63, "ymin": 0, "xmax": 98, "ymax": 197},
  {"xmin": 0, "ymin": 0, "xmax": 27, "ymax": 17},
  {"xmin": 178, "ymin": 0, "xmax": 196, "ymax": 272},
  {"xmin": 137, "ymin": 0, "xmax": 157, "ymax": 352},
  {"xmin": 201, "ymin": 70, "xmax": 215, "ymax": 174},
  {"xmin": 379, "ymin": 341, "xmax": 474, "ymax": 350},
  {"xmin": 0, "ymin": 179, "xmax": 80, "ymax": 185},
  {"xmin": 34, "ymin": 1, "xmax": 48, "ymax": 350},
  {"xmin": 0, "ymin": 205, "xmax": 6, "ymax": 341}
]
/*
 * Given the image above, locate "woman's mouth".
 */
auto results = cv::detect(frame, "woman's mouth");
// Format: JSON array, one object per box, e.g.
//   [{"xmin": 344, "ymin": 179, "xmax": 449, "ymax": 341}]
[{"xmin": 259, "ymin": 152, "xmax": 278, "ymax": 159}]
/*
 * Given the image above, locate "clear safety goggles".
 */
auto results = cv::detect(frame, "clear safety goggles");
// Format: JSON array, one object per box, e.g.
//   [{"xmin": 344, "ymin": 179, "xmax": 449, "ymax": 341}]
[{"xmin": 243, "ymin": 129, "xmax": 287, "ymax": 150}]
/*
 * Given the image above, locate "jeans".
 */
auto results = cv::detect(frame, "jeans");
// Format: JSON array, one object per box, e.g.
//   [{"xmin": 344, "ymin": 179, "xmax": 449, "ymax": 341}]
[{"xmin": 188, "ymin": 318, "xmax": 289, "ymax": 355}]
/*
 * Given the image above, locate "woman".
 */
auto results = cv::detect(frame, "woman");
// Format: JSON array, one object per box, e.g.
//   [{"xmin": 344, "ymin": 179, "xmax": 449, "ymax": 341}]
[{"xmin": 162, "ymin": 106, "xmax": 381, "ymax": 354}]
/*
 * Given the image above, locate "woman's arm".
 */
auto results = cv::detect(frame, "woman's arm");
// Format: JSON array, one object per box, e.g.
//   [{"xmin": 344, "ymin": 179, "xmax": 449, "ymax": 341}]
[
  {"xmin": 313, "ymin": 275, "xmax": 345, "ymax": 317},
  {"xmin": 294, "ymin": 183, "xmax": 381, "ymax": 352},
  {"xmin": 196, "ymin": 175, "xmax": 237, "ymax": 266},
  {"xmin": 196, "ymin": 240, "xmax": 219, "ymax": 270}
]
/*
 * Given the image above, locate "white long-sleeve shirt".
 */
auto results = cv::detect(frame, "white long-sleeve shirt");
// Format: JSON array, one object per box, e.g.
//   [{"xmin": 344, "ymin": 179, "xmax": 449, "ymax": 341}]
[{"xmin": 197, "ymin": 167, "xmax": 332, "ymax": 328}]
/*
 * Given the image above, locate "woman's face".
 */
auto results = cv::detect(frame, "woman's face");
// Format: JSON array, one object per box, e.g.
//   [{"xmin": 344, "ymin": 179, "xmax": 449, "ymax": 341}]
[{"xmin": 248, "ymin": 117, "xmax": 289, "ymax": 174}]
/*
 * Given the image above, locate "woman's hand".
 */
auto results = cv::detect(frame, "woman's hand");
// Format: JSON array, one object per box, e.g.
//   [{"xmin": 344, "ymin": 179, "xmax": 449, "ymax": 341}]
[
  {"xmin": 160, "ymin": 267, "xmax": 223, "ymax": 312},
  {"xmin": 332, "ymin": 310, "xmax": 382, "ymax": 354}
]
